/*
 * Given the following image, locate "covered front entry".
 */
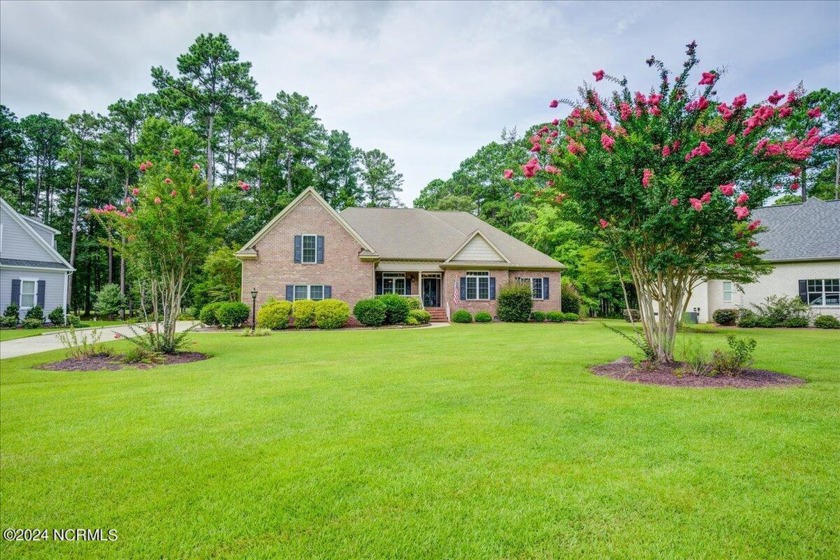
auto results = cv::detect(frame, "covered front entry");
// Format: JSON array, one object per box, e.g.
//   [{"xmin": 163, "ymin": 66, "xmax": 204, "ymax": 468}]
[{"xmin": 421, "ymin": 274, "xmax": 441, "ymax": 307}]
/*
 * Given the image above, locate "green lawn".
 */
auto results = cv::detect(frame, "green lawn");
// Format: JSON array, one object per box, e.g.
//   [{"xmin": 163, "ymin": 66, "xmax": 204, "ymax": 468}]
[
  {"xmin": 0, "ymin": 321, "xmax": 129, "ymax": 342},
  {"xmin": 1, "ymin": 322, "xmax": 838, "ymax": 559}
]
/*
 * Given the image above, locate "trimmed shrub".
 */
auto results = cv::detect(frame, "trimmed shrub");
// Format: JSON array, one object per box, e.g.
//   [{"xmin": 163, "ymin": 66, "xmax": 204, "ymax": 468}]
[
  {"xmin": 783, "ymin": 316, "xmax": 809, "ymax": 328},
  {"xmin": 409, "ymin": 309, "xmax": 431, "ymax": 324},
  {"xmin": 49, "ymin": 307, "xmax": 65, "ymax": 325},
  {"xmin": 474, "ymin": 311, "xmax": 492, "ymax": 323},
  {"xmin": 23, "ymin": 318, "xmax": 43, "ymax": 329},
  {"xmin": 3, "ymin": 303, "xmax": 19, "ymax": 319},
  {"xmin": 531, "ymin": 311, "xmax": 546, "ymax": 322},
  {"xmin": 712, "ymin": 308, "xmax": 739, "ymax": 326},
  {"xmin": 756, "ymin": 316, "xmax": 779, "ymax": 328},
  {"xmin": 406, "ymin": 316, "xmax": 419, "ymax": 325},
  {"xmin": 199, "ymin": 302, "xmax": 223, "ymax": 326},
  {"xmin": 354, "ymin": 298, "xmax": 387, "ymax": 327},
  {"xmin": 257, "ymin": 300, "xmax": 292, "ymax": 330},
  {"xmin": 623, "ymin": 308, "xmax": 641, "ymax": 322},
  {"xmin": 497, "ymin": 283, "xmax": 533, "ymax": 322},
  {"xmin": 292, "ymin": 300, "xmax": 317, "ymax": 329},
  {"xmin": 0, "ymin": 316, "xmax": 16, "ymax": 329},
  {"xmin": 216, "ymin": 301, "xmax": 250, "ymax": 328},
  {"xmin": 405, "ymin": 296, "xmax": 422, "ymax": 310},
  {"xmin": 546, "ymin": 311, "xmax": 565, "ymax": 322},
  {"xmin": 814, "ymin": 314, "xmax": 840, "ymax": 329},
  {"xmin": 452, "ymin": 309, "xmax": 472, "ymax": 323},
  {"xmin": 315, "ymin": 299, "xmax": 350, "ymax": 330},
  {"xmin": 737, "ymin": 310, "xmax": 759, "ymax": 328},
  {"xmin": 67, "ymin": 314, "xmax": 82, "ymax": 327},
  {"xmin": 377, "ymin": 294, "xmax": 411, "ymax": 325},
  {"xmin": 563, "ymin": 312, "xmax": 580, "ymax": 321},
  {"xmin": 560, "ymin": 281, "xmax": 581, "ymax": 314},
  {"xmin": 24, "ymin": 305, "xmax": 44, "ymax": 321}
]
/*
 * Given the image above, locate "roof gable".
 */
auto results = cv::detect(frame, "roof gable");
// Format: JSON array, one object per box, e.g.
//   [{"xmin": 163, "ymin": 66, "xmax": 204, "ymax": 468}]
[
  {"xmin": 0, "ymin": 197, "xmax": 73, "ymax": 270},
  {"xmin": 445, "ymin": 230, "xmax": 510, "ymax": 263}
]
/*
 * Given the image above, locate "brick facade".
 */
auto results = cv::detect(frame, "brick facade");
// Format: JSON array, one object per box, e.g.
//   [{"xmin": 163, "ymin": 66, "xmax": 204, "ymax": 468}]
[
  {"xmin": 240, "ymin": 194, "xmax": 374, "ymax": 310},
  {"xmin": 442, "ymin": 269, "xmax": 562, "ymax": 318}
]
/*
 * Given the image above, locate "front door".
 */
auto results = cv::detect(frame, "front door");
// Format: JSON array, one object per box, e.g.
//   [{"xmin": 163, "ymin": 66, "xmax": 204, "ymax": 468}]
[{"xmin": 422, "ymin": 278, "xmax": 440, "ymax": 307}]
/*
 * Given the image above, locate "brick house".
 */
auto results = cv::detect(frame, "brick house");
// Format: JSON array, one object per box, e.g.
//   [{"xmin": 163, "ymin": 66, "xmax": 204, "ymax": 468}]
[{"xmin": 235, "ymin": 188, "xmax": 565, "ymax": 321}]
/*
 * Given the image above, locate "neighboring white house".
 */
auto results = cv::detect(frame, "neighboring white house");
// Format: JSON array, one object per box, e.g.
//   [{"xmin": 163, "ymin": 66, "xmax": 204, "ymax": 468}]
[
  {"xmin": 0, "ymin": 197, "xmax": 74, "ymax": 320},
  {"xmin": 687, "ymin": 197, "xmax": 840, "ymax": 323}
]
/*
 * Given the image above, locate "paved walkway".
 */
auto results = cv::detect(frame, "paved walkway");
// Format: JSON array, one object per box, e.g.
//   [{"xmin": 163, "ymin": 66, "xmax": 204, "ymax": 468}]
[{"xmin": 0, "ymin": 321, "xmax": 198, "ymax": 359}]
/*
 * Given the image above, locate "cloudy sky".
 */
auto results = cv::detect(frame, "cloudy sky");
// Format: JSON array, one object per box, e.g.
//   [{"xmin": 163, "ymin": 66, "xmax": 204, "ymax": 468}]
[{"xmin": 2, "ymin": 1, "xmax": 838, "ymax": 206}]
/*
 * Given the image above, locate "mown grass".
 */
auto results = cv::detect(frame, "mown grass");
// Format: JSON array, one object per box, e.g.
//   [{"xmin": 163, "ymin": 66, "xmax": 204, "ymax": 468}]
[
  {"xmin": 1, "ymin": 321, "xmax": 838, "ymax": 559},
  {"xmin": 0, "ymin": 321, "xmax": 127, "ymax": 342}
]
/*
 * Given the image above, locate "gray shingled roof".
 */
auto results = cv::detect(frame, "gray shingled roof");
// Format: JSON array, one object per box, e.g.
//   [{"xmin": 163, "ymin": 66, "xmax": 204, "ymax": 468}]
[
  {"xmin": 751, "ymin": 198, "xmax": 840, "ymax": 262},
  {"xmin": 0, "ymin": 258, "xmax": 73, "ymax": 270},
  {"xmin": 339, "ymin": 208, "xmax": 563, "ymax": 269}
]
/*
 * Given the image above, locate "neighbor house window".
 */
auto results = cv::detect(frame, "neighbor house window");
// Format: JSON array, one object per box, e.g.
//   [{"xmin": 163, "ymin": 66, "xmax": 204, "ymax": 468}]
[
  {"xmin": 723, "ymin": 281, "xmax": 733, "ymax": 303},
  {"xmin": 381, "ymin": 273, "xmax": 406, "ymax": 295},
  {"xmin": 806, "ymin": 279, "xmax": 840, "ymax": 306},
  {"xmin": 465, "ymin": 271, "xmax": 490, "ymax": 300},
  {"xmin": 292, "ymin": 285, "xmax": 326, "ymax": 301},
  {"xmin": 301, "ymin": 234, "xmax": 317, "ymax": 264},
  {"xmin": 20, "ymin": 280, "xmax": 37, "ymax": 308}
]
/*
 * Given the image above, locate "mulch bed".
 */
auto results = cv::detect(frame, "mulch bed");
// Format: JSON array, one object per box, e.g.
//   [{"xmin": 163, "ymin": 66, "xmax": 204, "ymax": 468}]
[
  {"xmin": 591, "ymin": 356, "xmax": 804, "ymax": 388},
  {"xmin": 38, "ymin": 352, "xmax": 208, "ymax": 372}
]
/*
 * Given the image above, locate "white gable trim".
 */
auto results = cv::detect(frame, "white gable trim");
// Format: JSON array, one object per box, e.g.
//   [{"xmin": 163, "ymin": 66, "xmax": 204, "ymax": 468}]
[
  {"xmin": 236, "ymin": 188, "xmax": 376, "ymax": 258},
  {"xmin": 0, "ymin": 197, "xmax": 74, "ymax": 271},
  {"xmin": 444, "ymin": 230, "xmax": 510, "ymax": 264},
  {"xmin": 21, "ymin": 214, "xmax": 61, "ymax": 234}
]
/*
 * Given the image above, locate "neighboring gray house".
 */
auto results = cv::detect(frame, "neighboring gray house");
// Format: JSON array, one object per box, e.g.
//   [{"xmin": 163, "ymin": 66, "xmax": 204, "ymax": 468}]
[
  {"xmin": 0, "ymin": 197, "xmax": 74, "ymax": 321},
  {"xmin": 687, "ymin": 197, "xmax": 840, "ymax": 322}
]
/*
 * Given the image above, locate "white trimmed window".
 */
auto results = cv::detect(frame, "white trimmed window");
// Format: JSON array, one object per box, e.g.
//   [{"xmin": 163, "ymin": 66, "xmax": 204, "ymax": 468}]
[
  {"xmin": 381, "ymin": 273, "xmax": 406, "ymax": 295},
  {"xmin": 465, "ymin": 271, "xmax": 490, "ymax": 300},
  {"xmin": 292, "ymin": 285, "xmax": 326, "ymax": 301},
  {"xmin": 806, "ymin": 279, "xmax": 840, "ymax": 306},
  {"xmin": 723, "ymin": 281, "xmax": 733, "ymax": 303},
  {"xmin": 518, "ymin": 277, "xmax": 545, "ymax": 300},
  {"xmin": 20, "ymin": 279, "xmax": 37, "ymax": 308},
  {"xmin": 301, "ymin": 234, "xmax": 317, "ymax": 264}
]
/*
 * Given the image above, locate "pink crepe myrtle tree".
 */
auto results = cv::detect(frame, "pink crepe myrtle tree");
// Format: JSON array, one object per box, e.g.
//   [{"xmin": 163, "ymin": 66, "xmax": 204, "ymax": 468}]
[
  {"xmin": 507, "ymin": 42, "xmax": 825, "ymax": 363},
  {"xmin": 94, "ymin": 149, "xmax": 235, "ymax": 352}
]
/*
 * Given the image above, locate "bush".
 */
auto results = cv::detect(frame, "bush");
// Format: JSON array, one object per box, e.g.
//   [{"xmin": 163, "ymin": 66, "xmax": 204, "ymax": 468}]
[
  {"xmin": 737, "ymin": 309, "xmax": 759, "ymax": 328},
  {"xmin": 712, "ymin": 308, "xmax": 739, "ymax": 326},
  {"xmin": 474, "ymin": 311, "xmax": 492, "ymax": 323},
  {"xmin": 404, "ymin": 296, "xmax": 422, "ymax": 310},
  {"xmin": 122, "ymin": 346, "xmax": 163, "ymax": 364},
  {"xmin": 23, "ymin": 317, "xmax": 44, "ymax": 329},
  {"xmin": 24, "ymin": 305, "xmax": 44, "ymax": 321},
  {"xmin": 560, "ymin": 280, "xmax": 581, "ymax": 314},
  {"xmin": 292, "ymin": 300, "xmax": 317, "ymax": 328},
  {"xmin": 711, "ymin": 335, "xmax": 757, "ymax": 376},
  {"xmin": 756, "ymin": 316, "xmax": 779, "ymax": 328},
  {"xmin": 199, "ymin": 302, "xmax": 223, "ymax": 326},
  {"xmin": 814, "ymin": 314, "xmax": 840, "ymax": 329},
  {"xmin": 546, "ymin": 311, "xmax": 565, "ymax": 323},
  {"xmin": 406, "ymin": 316, "xmax": 419, "ymax": 326},
  {"xmin": 67, "ymin": 313, "xmax": 82, "ymax": 327},
  {"xmin": 751, "ymin": 295, "xmax": 810, "ymax": 326},
  {"xmin": 409, "ymin": 309, "xmax": 431, "ymax": 324},
  {"xmin": 377, "ymin": 294, "xmax": 411, "ymax": 325},
  {"xmin": 179, "ymin": 306, "xmax": 199, "ymax": 320},
  {"xmin": 93, "ymin": 284, "xmax": 125, "ymax": 319},
  {"xmin": 623, "ymin": 308, "xmax": 641, "ymax": 322},
  {"xmin": 452, "ymin": 309, "xmax": 472, "ymax": 323},
  {"xmin": 257, "ymin": 300, "xmax": 292, "ymax": 330},
  {"xmin": 315, "ymin": 299, "xmax": 350, "ymax": 330},
  {"xmin": 677, "ymin": 337, "xmax": 712, "ymax": 377},
  {"xmin": 563, "ymin": 312, "xmax": 580, "ymax": 321},
  {"xmin": 783, "ymin": 316, "xmax": 809, "ymax": 328},
  {"xmin": 3, "ymin": 303, "xmax": 19, "ymax": 319},
  {"xmin": 216, "ymin": 301, "xmax": 250, "ymax": 328},
  {"xmin": 353, "ymin": 298, "xmax": 387, "ymax": 327},
  {"xmin": 0, "ymin": 316, "xmax": 18, "ymax": 329},
  {"xmin": 497, "ymin": 283, "xmax": 533, "ymax": 322},
  {"xmin": 48, "ymin": 306, "xmax": 65, "ymax": 325},
  {"xmin": 57, "ymin": 327, "xmax": 110, "ymax": 360},
  {"xmin": 531, "ymin": 311, "xmax": 546, "ymax": 322}
]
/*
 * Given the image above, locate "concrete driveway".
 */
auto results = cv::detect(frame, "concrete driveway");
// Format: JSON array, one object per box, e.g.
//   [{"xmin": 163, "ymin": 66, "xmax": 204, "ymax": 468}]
[{"xmin": 0, "ymin": 322, "xmax": 199, "ymax": 359}]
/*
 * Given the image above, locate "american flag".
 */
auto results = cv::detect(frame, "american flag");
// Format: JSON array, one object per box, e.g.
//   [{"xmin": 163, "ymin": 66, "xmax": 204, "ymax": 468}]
[{"xmin": 453, "ymin": 278, "xmax": 460, "ymax": 306}]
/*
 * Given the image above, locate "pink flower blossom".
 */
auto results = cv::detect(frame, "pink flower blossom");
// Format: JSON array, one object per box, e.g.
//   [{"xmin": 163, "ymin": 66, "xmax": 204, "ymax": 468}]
[
  {"xmin": 193, "ymin": 164, "xmax": 201, "ymax": 171},
  {"xmin": 530, "ymin": 143, "xmax": 541, "ymax": 153},
  {"xmin": 132, "ymin": 187, "xmax": 140, "ymax": 195},
  {"xmin": 521, "ymin": 158, "xmax": 541, "ymax": 177},
  {"xmin": 748, "ymin": 241, "xmax": 758, "ymax": 248},
  {"xmin": 164, "ymin": 178, "xmax": 173, "ymax": 184},
  {"xmin": 600, "ymin": 133, "xmax": 615, "ymax": 151},
  {"xmin": 670, "ymin": 198, "xmax": 679, "ymax": 207},
  {"xmin": 662, "ymin": 145, "xmax": 671, "ymax": 157},
  {"xmin": 700, "ymin": 192, "xmax": 712, "ymax": 204},
  {"xmin": 114, "ymin": 333, "xmax": 122, "ymax": 339},
  {"xmin": 648, "ymin": 106, "xmax": 661, "ymax": 116},
  {"xmin": 689, "ymin": 198, "xmax": 703, "ymax": 211},
  {"xmin": 719, "ymin": 183, "xmax": 735, "ymax": 196},
  {"xmin": 139, "ymin": 163, "xmax": 147, "ymax": 172},
  {"xmin": 642, "ymin": 168, "xmax": 653, "ymax": 187},
  {"xmin": 790, "ymin": 182, "xmax": 800, "ymax": 191},
  {"xmin": 791, "ymin": 167, "xmax": 802, "ymax": 177},
  {"xmin": 551, "ymin": 118, "xmax": 559, "ymax": 126},
  {"xmin": 726, "ymin": 135, "xmax": 736, "ymax": 146},
  {"xmin": 593, "ymin": 69, "xmax": 605, "ymax": 81},
  {"xmin": 503, "ymin": 169, "xmax": 513, "ymax": 179},
  {"xmin": 170, "ymin": 190, "xmax": 177, "ymax": 197},
  {"xmin": 619, "ymin": 102, "xmax": 631, "ymax": 121},
  {"xmin": 241, "ymin": 183, "xmax": 250, "ymax": 191},
  {"xmin": 549, "ymin": 99, "xmax": 559, "ymax": 108},
  {"xmin": 747, "ymin": 219, "xmax": 761, "ymax": 231},
  {"xmin": 514, "ymin": 192, "xmax": 521, "ymax": 200},
  {"xmin": 807, "ymin": 107, "xmax": 822, "ymax": 118},
  {"xmin": 145, "ymin": 160, "xmax": 153, "ymax": 168},
  {"xmin": 736, "ymin": 193, "xmax": 749, "ymax": 205},
  {"xmin": 820, "ymin": 133, "xmax": 840, "ymax": 146},
  {"xmin": 697, "ymin": 141, "xmax": 711, "ymax": 156},
  {"xmin": 127, "ymin": 206, "xmax": 134, "ymax": 214},
  {"xmin": 734, "ymin": 206, "xmax": 750, "ymax": 220},
  {"xmin": 698, "ymin": 71, "xmax": 717, "ymax": 85},
  {"xmin": 555, "ymin": 193, "xmax": 568, "ymax": 204},
  {"xmin": 685, "ymin": 96, "xmax": 710, "ymax": 112},
  {"xmin": 544, "ymin": 165, "xmax": 560, "ymax": 174},
  {"xmin": 599, "ymin": 219, "xmax": 609, "ymax": 229},
  {"xmin": 154, "ymin": 197, "xmax": 161, "ymax": 205},
  {"xmin": 173, "ymin": 148, "xmax": 181, "ymax": 156},
  {"xmin": 732, "ymin": 94, "xmax": 748, "ymax": 108},
  {"xmin": 767, "ymin": 90, "xmax": 785, "ymax": 105},
  {"xmin": 567, "ymin": 139, "xmax": 586, "ymax": 156},
  {"xmin": 778, "ymin": 106, "xmax": 793, "ymax": 118},
  {"xmin": 734, "ymin": 252, "xmax": 743, "ymax": 260}
]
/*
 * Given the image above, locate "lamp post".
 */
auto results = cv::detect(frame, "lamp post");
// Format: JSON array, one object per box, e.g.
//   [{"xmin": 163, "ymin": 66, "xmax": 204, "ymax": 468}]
[{"xmin": 250, "ymin": 288, "xmax": 258, "ymax": 333}]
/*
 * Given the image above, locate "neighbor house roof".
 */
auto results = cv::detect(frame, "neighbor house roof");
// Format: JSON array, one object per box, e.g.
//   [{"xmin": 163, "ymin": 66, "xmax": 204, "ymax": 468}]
[
  {"xmin": 752, "ymin": 197, "xmax": 840, "ymax": 262},
  {"xmin": 0, "ymin": 197, "xmax": 74, "ymax": 271}
]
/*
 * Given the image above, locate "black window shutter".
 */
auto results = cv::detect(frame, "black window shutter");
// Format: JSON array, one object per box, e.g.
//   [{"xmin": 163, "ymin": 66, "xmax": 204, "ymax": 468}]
[
  {"xmin": 293, "ymin": 235, "xmax": 302, "ymax": 263},
  {"xmin": 543, "ymin": 277, "xmax": 550, "ymax": 300},
  {"xmin": 405, "ymin": 277, "xmax": 411, "ymax": 295},
  {"xmin": 489, "ymin": 277, "xmax": 496, "ymax": 300},
  {"xmin": 460, "ymin": 277, "xmax": 467, "ymax": 300},
  {"xmin": 317, "ymin": 236, "xmax": 325, "ymax": 264},
  {"xmin": 324, "ymin": 285, "xmax": 332, "ymax": 298},
  {"xmin": 285, "ymin": 285, "xmax": 294, "ymax": 301},
  {"xmin": 11, "ymin": 279, "xmax": 21, "ymax": 306},
  {"xmin": 375, "ymin": 280, "xmax": 383, "ymax": 295},
  {"xmin": 798, "ymin": 280, "xmax": 807, "ymax": 304},
  {"xmin": 37, "ymin": 280, "xmax": 46, "ymax": 308}
]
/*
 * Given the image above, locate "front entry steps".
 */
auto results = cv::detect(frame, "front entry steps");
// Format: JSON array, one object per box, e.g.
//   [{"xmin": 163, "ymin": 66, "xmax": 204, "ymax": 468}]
[{"xmin": 424, "ymin": 307, "xmax": 448, "ymax": 323}]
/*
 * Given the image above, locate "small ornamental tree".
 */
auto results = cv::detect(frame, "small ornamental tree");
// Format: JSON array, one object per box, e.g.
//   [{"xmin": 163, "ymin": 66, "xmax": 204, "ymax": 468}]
[
  {"xmin": 94, "ymin": 150, "xmax": 233, "ymax": 352},
  {"xmin": 508, "ymin": 42, "xmax": 837, "ymax": 363}
]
